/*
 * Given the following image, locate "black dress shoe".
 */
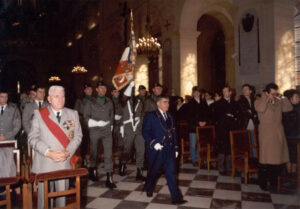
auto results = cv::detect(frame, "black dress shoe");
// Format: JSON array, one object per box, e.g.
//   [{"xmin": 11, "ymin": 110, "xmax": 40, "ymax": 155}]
[
  {"xmin": 136, "ymin": 168, "xmax": 146, "ymax": 181},
  {"xmin": 146, "ymin": 191, "xmax": 153, "ymax": 197},
  {"xmin": 106, "ymin": 172, "xmax": 117, "ymax": 189},
  {"xmin": 172, "ymin": 199, "xmax": 187, "ymax": 205},
  {"xmin": 119, "ymin": 163, "xmax": 126, "ymax": 176},
  {"xmin": 88, "ymin": 167, "xmax": 98, "ymax": 182}
]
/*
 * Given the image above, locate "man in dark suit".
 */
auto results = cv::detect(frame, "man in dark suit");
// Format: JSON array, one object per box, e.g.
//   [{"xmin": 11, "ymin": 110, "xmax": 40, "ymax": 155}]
[{"xmin": 142, "ymin": 95, "xmax": 187, "ymax": 205}]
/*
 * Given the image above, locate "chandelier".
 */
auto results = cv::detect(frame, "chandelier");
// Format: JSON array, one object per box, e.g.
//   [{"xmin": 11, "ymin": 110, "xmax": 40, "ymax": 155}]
[
  {"xmin": 49, "ymin": 76, "xmax": 61, "ymax": 82},
  {"xmin": 136, "ymin": 34, "xmax": 161, "ymax": 55},
  {"xmin": 136, "ymin": 0, "xmax": 160, "ymax": 55},
  {"xmin": 72, "ymin": 65, "xmax": 88, "ymax": 74}
]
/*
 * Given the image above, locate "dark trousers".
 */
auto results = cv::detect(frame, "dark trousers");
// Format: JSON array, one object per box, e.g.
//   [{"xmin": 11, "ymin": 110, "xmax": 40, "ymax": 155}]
[
  {"xmin": 145, "ymin": 145, "xmax": 182, "ymax": 201},
  {"xmin": 258, "ymin": 163, "xmax": 282, "ymax": 188}
]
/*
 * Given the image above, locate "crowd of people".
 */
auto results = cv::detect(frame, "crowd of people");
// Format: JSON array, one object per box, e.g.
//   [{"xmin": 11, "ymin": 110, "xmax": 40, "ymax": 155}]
[{"xmin": 0, "ymin": 81, "xmax": 299, "ymax": 207}]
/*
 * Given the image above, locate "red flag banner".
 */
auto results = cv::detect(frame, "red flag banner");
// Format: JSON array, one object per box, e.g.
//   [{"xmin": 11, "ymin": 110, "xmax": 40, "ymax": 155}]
[{"xmin": 112, "ymin": 29, "xmax": 136, "ymax": 90}]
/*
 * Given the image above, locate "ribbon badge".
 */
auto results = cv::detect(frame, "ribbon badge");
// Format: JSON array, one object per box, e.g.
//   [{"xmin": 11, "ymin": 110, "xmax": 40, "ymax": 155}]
[{"xmin": 63, "ymin": 120, "xmax": 75, "ymax": 130}]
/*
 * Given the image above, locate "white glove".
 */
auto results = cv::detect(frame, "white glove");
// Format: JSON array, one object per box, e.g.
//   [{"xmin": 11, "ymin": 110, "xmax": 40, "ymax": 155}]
[
  {"xmin": 114, "ymin": 115, "xmax": 122, "ymax": 120},
  {"xmin": 175, "ymin": 152, "xmax": 179, "ymax": 158},
  {"xmin": 120, "ymin": 126, "xmax": 124, "ymax": 138},
  {"xmin": 124, "ymin": 81, "xmax": 135, "ymax": 97},
  {"xmin": 129, "ymin": 80, "xmax": 135, "ymax": 87},
  {"xmin": 88, "ymin": 119, "xmax": 109, "ymax": 128},
  {"xmin": 154, "ymin": 143, "xmax": 164, "ymax": 151},
  {"xmin": 88, "ymin": 119, "xmax": 99, "ymax": 127},
  {"xmin": 98, "ymin": 120, "xmax": 110, "ymax": 127}
]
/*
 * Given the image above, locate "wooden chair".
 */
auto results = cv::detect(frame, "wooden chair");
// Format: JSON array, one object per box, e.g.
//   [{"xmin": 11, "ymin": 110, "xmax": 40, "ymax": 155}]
[
  {"xmin": 29, "ymin": 168, "xmax": 88, "ymax": 209},
  {"xmin": 277, "ymin": 141, "xmax": 300, "ymax": 192},
  {"xmin": 230, "ymin": 130, "xmax": 259, "ymax": 185},
  {"xmin": 0, "ymin": 177, "xmax": 20, "ymax": 209},
  {"xmin": 0, "ymin": 140, "xmax": 21, "ymax": 209},
  {"xmin": 178, "ymin": 120, "xmax": 190, "ymax": 164},
  {"xmin": 196, "ymin": 125, "xmax": 217, "ymax": 171}
]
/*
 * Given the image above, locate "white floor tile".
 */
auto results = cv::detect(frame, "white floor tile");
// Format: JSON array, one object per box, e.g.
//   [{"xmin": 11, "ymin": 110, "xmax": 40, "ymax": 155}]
[
  {"xmin": 213, "ymin": 189, "xmax": 242, "ymax": 201},
  {"xmin": 184, "ymin": 195, "xmax": 212, "ymax": 208},
  {"xmin": 271, "ymin": 193, "xmax": 300, "ymax": 206},
  {"xmin": 124, "ymin": 191, "xmax": 155, "ymax": 202},
  {"xmin": 86, "ymin": 197, "xmax": 122, "ymax": 209},
  {"xmin": 190, "ymin": 180, "xmax": 216, "ymax": 189},
  {"xmin": 115, "ymin": 181, "xmax": 141, "ymax": 191},
  {"xmin": 178, "ymin": 173, "xmax": 196, "ymax": 180},
  {"xmin": 217, "ymin": 175, "xmax": 242, "ymax": 184},
  {"xmin": 197, "ymin": 169, "xmax": 219, "ymax": 176},
  {"xmin": 145, "ymin": 203, "xmax": 178, "ymax": 209},
  {"xmin": 242, "ymin": 201, "xmax": 275, "ymax": 209},
  {"xmin": 241, "ymin": 184, "xmax": 269, "ymax": 194},
  {"xmin": 156, "ymin": 177, "xmax": 167, "ymax": 185},
  {"xmin": 158, "ymin": 185, "xmax": 188, "ymax": 196}
]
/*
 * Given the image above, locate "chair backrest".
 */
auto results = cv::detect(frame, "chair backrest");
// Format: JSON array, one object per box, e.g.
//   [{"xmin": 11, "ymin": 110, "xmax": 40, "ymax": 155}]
[
  {"xmin": 196, "ymin": 125, "xmax": 216, "ymax": 148},
  {"xmin": 0, "ymin": 140, "xmax": 20, "ymax": 176},
  {"xmin": 177, "ymin": 120, "xmax": 189, "ymax": 140},
  {"xmin": 35, "ymin": 168, "xmax": 88, "ymax": 209},
  {"xmin": 230, "ymin": 130, "xmax": 251, "ymax": 158}
]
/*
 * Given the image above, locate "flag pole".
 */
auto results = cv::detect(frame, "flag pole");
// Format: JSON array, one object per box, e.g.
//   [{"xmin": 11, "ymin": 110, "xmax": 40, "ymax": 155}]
[{"xmin": 130, "ymin": 9, "xmax": 136, "ymax": 125}]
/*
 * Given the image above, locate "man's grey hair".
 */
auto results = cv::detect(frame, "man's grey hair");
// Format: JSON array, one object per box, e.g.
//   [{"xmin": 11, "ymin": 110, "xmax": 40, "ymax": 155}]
[{"xmin": 48, "ymin": 85, "xmax": 65, "ymax": 96}]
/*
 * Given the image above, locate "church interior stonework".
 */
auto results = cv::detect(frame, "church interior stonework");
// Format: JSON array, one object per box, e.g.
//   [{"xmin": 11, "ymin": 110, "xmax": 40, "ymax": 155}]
[{"xmin": 0, "ymin": 0, "xmax": 300, "ymax": 209}]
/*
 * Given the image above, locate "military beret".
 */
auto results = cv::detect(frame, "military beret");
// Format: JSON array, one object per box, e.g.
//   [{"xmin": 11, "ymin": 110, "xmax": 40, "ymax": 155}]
[
  {"xmin": 97, "ymin": 81, "xmax": 107, "ymax": 87},
  {"xmin": 84, "ymin": 83, "xmax": 92, "ymax": 89},
  {"xmin": 138, "ymin": 85, "xmax": 146, "ymax": 90},
  {"xmin": 153, "ymin": 83, "xmax": 162, "ymax": 88}
]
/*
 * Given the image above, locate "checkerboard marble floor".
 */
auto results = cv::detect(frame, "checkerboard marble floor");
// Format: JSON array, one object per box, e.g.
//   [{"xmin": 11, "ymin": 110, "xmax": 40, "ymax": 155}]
[{"xmin": 81, "ymin": 163, "xmax": 300, "ymax": 209}]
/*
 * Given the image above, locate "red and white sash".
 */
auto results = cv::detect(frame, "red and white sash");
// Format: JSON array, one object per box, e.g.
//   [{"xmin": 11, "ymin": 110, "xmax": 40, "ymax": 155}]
[{"xmin": 39, "ymin": 108, "xmax": 77, "ymax": 167}]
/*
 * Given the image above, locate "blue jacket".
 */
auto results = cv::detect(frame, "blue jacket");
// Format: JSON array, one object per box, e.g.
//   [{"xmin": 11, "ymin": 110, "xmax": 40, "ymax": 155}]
[{"xmin": 142, "ymin": 109, "xmax": 178, "ymax": 153}]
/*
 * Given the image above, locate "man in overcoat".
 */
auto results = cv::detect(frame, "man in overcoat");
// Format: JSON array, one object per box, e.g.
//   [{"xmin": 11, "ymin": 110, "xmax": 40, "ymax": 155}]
[{"xmin": 254, "ymin": 83, "xmax": 293, "ymax": 190}]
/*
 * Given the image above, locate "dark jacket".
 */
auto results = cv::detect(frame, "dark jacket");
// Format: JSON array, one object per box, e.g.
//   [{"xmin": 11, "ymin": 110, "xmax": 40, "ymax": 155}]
[
  {"xmin": 213, "ymin": 98, "xmax": 239, "ymax": 154},
  {"xmin": 237, "ymin": 95, "xmax": 259, "ymax": 129},
  {"xmin": 283, "ymin": 103, "xmax": 300, "ymax": 138},
  {"xmin": 187, "ymin": 98, "xmax": 209, "ymax": 133}
]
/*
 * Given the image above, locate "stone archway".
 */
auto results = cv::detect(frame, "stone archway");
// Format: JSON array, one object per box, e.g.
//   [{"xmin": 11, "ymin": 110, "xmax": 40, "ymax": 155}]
[
  {"xmin": 197, "ymin": 14, "xmax": 228, "ymax": 92},
  {"xmin": 179, "ymin": 0, "xmax": 234, "ymax": 96}
]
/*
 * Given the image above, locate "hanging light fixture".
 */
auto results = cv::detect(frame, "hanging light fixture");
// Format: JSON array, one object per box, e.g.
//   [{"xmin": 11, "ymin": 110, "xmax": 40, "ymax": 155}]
[
  {"xmin": 49, "ymin": 76, "xmax": 61, "ymax": 82},
  {"xmin": 136, "ymin": 0, "xmax": 161, "ymax": 56},
  {"xmin": 71, "ymin": 65, "xmax": 88, "ymax": 74}
]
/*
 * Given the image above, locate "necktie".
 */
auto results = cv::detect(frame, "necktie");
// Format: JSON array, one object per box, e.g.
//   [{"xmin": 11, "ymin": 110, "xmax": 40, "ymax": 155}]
[
  {"xmin": 56, "ymin": 112, "xmax": 61, "ymax": 123},
  {"xmin": 163, "ymin": 112, "xmax": 168, "ymax": 121},
  {"xmin": 38, "ymin": 102, "xmax": 42, "ymax": 109},
  {"xmin": 0, "ymin": 106, "xmax": 3, "ymax": 115}
]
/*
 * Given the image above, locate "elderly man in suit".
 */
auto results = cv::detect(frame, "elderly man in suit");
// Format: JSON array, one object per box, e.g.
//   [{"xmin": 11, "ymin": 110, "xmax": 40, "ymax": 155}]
[
  {"xmin": 142, "ymin": 95, "xmax": 186, "ymax": 205},
  {"xmin": 28, "ymin": 85, "xmax": 82, "ymax": 209},
  {"xmin": 0, "ymin": 89, "xmax": 21, "ymax": 178}
]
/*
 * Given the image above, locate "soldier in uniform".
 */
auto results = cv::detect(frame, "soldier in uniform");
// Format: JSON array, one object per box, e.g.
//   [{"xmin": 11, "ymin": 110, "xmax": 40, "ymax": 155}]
[
  {"xmin": 111, "ymin": 87, "xmax": 123, "ymax": 165},
  {"xmin": 118, "ymin": 81, "xmax": 146, "ymax": 181},
  {"xmin": 28, "ymin": 85, "xmax": 82, "ymax": 208},
  {"xmin": 22, "ymin": 85, "xmax": 48, "ymax": 135},
  {"xmin": 143, "ymin": 83, "xmax": 163, "ymax": 114},
  {"xmin": 142, "ymin": 95, "xmax": 186, "ymax": 205},
  {"xmin": 0, "ymin": 89, "xmax": 21, "ymax": 178},
  {"xmin": 83, "ymin": 82, "xmax": 116, "ymax": 188},
  {"xmin": 74, "ymin": 84, "xmax": 93, "ymax": 167},
  {"xmin": 137, "ymin": 85, "xmax": 147, "ymax": 103}
]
